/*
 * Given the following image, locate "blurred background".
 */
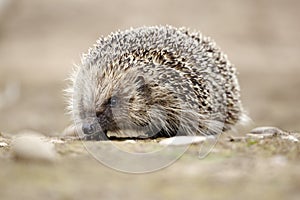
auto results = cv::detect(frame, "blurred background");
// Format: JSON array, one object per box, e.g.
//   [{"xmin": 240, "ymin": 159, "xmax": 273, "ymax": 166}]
[
  {"xmin": 0, "ymin": 0, "xmax": 299, "ymax": 134},
  {"xmin": 1, "ymin": 1, "xmax": 300, "ymax": 200}
]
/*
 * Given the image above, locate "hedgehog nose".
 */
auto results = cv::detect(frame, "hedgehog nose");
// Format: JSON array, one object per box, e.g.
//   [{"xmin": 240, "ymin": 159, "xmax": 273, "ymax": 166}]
[{"xmin": 82, "ymin": 123, "xmax": 96, "ymax": 135}]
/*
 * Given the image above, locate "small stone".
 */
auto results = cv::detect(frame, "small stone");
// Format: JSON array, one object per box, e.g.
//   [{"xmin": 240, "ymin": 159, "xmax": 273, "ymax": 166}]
[
  {"xmin": 281, "ymin": 135, "xmax": 299, "ymax": 143},
  {"xmin": 247, "ymin": 126, "xmax": 299, "ymax": 142},
  {"xmin": 246, "ymin": 134, "xmax": 268, "ymax": 139},
  {"xmin": 124, "ymin": 140, "xmax": 137, "ymax": 144},
  {"xmin": 0, "ymin": 142, "xmax": 8, "ymax": 147},
  {"xmin": 11, "ymin": 133, "xmax": 56, "ymax": 162},
  {"xmin": 249, "ymin": 126, "xmax": 283, "ymax": 136},
  {"xmin": 49, "ymin": 138, "xmax": 65, "ymax": 144},
  {"xmin": 159, "ymin": 136, "xmax": 208, "ymax": 146}
]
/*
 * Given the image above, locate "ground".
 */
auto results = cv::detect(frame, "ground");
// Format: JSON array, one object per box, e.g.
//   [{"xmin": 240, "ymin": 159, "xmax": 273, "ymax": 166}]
[
  {"xmin": 0, "ymin": 134, "xmax": 299, "ymax": 200},
  {"xmin": 0, "ymin": 0, "xmax": 300, "ymax": 199}
]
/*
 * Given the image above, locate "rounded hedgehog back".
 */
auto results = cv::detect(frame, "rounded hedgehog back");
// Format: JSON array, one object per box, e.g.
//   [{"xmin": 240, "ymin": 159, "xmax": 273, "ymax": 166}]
[{"xmin": 66, "ymin": 25, "xmax": 247, "ymax": 140}]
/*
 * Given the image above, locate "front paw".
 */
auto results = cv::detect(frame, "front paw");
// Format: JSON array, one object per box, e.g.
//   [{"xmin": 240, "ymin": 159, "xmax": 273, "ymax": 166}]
[{"xmin": 83, "ymin": 133, "xmax": 109, "ymax": 141}]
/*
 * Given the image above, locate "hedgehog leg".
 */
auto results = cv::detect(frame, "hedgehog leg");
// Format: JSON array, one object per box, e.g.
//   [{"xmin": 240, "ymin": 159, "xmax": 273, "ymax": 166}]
[
  {"xmin": 145, "ymin": 125, "xmax": 185, "ymax": 139},
  {"xmin": 83, "ymin": 132, "xmax": 109, "ymax": 141}
]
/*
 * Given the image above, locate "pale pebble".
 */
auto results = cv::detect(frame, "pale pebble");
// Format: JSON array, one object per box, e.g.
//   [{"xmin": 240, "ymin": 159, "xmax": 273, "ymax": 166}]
[
  {"xmin": 281, "ymin": 135, "xmax": 299, "ymax": 142},
  {"xmin": 0, "ymin": 141, "xmax": 8, "ymax": 147},
  {"xmin": 249, "ymin": 126, "xmax": 283, "ymax": 135},
  {"xmin": 159, "ymin": 136, "xmax": 208, "ymax": 146},
  {"xmin": 11, "ymin": 133, "xmax": 56, "ymax": 162}
]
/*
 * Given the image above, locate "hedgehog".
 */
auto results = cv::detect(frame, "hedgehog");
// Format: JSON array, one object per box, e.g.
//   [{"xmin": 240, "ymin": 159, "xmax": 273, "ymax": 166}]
[{"xmin": 66, "ymin": 25, "xmax": 247, "ymax": 140}]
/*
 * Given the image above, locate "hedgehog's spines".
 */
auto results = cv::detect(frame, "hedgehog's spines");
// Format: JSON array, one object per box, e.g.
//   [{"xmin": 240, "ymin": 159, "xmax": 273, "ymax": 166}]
[{"xmin": 68, "ymin": 25, "xmax": 246, "ymax": 138}]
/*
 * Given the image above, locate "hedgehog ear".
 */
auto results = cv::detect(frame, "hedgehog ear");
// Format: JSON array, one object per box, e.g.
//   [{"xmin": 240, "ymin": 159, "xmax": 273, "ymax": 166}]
[
  {"xmin": 135, "ymin": 75, "xmax": 145, "ymax": 86},
  {"xmin": 135, "ymin": 75, "xmax": 150, "ymax": 95}
]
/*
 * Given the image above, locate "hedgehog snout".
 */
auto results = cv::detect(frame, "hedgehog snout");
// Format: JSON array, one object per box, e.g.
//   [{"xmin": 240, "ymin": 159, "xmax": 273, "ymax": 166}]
[
  {"xmin": 82, "ymin": 123, "xmax": 97, "ymax": 135},
  {"xmin": 81, "ymin": 114, "xmax": 109, "ymax": 135},
  {"xmin": 81, "ymin": 121, "xmax": 109, "ymax": 140}
]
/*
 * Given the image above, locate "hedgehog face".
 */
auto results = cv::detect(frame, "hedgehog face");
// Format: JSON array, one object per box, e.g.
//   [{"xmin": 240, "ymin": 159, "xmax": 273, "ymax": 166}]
[
  {"xmin": 73, "ymin": 66, "xmax": 153, "ymax": 138},
  {"xmin": 95, "ymin": 75, "xmax": 151, "ymax": 132}
]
